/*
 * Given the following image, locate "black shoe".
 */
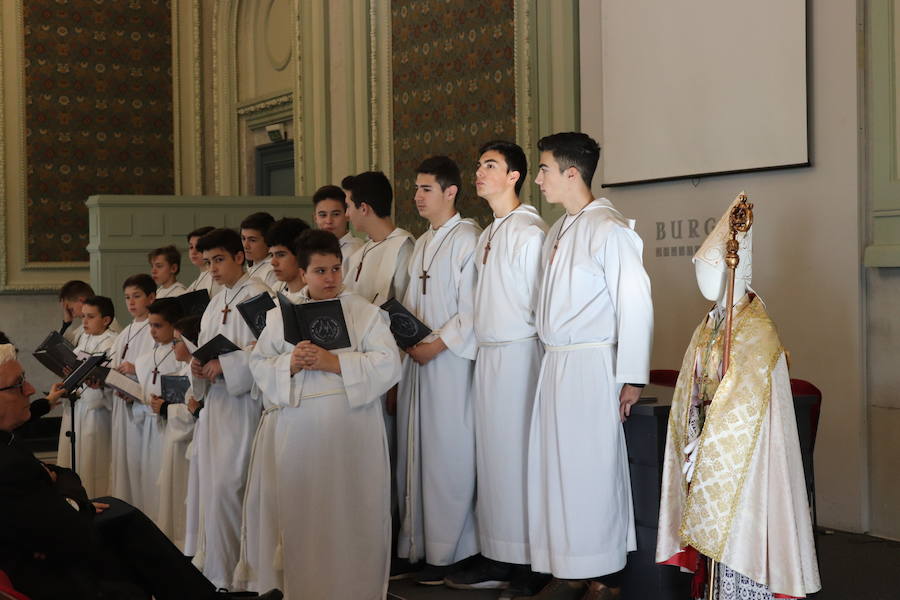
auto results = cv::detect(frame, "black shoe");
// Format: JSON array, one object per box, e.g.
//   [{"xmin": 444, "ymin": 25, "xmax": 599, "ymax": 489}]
[
  {"xmin": 414, "ymin": 562, "xmax": 456, "ymax": 586},
  {"xmin": 499, "ymin": 567, "xmax": 552, "ymax": 598},
  {"xmin": 389, "ymin": 557, "xmax": 424, "ymax": 580},
  {"xmin": 444, "ymin": 555, "xmax": 513, "ymax": 590}
]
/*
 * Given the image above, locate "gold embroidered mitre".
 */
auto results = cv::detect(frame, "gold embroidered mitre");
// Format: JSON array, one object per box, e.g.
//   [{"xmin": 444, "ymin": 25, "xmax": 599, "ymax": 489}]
[{"xmin": 693, "ymin": 193, "xmax": 753, "ymax": 287}]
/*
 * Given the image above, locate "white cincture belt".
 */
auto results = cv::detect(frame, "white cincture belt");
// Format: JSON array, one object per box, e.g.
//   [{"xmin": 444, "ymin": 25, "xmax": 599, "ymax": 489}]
[
  {"xmin": 297, "ymin": 389, "xmax": 344, "ymax": 401},
  {"xmin": 478, "ymin": 335, "xmax": 539, "ymax": 348},
  {"xmin": 543, "ymin": 341, "xmax": 613, "ymax": 353}
]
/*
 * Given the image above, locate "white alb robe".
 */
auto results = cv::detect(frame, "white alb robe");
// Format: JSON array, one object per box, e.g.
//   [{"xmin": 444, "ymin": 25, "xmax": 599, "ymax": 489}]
[
  {"xmin": 472, "ymin": 204, "xmax": 547, "ymax": 564},
  {"xmin": 189, "ymin": 274, "xmax": 267, "ymax": 589},
  {"xmin": 108, "ymin": 319, "xmax": 155, "ymax": 505},
  {"xmin": 396, "ymin": 213, "xmax": 481, "ymax": 565},
  {"xmin": 249, "ymin": 288, "xmax": 400, "ymax": 600},
  {"xmin": 527, "ymin": 198, "xmax": 653, "ymax": 579},
  {"xmin": 57, "ymin": 328, "xmax": 118, "ymax": 498},
  {"xmin": 186, "ymin": 269, "xmax": 223, "ymax": 297},
  {"xmin": 233, "ymin": 287, "xmax": 304, "ymax": 593},
  {"xmin": 339, "ymin": 231, "xmax": 365, "ymax": 273},
  {"xmin": 343, "ymin": 227, "xmax": 415, "ymax": 305},
  {"xmin": 155, "ymin": 361, "xmax": 196, "ymax": 550},
  {"xmin": 156, "ymin": 282, "xmax": 187, "ymax": 298},
  {"xmin": 247, "ymin": 257, "xmax": 279, "ymax": 290},
  {"xmin": 134, "ymin": 343, "xmax": 181, "ymax": 523}
]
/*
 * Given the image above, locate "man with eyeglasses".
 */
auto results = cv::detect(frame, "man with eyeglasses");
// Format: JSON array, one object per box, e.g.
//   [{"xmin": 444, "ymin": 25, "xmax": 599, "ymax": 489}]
[{"xmin": 0, "ymin": 344, "xmax": 282, "ymax": 600}]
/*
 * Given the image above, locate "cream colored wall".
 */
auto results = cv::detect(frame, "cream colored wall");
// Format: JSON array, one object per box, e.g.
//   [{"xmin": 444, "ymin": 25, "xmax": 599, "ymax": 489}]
[{"xmin": 581, "ymin": 2, "xmax": 868, "ymax": 533}]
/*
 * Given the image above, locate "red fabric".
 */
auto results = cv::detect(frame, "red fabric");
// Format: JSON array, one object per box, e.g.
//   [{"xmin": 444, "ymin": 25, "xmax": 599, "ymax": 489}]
[
  {"xmin": 659, "ymin": 549, "xmax": 804, "ymax": 599},
  {"xmin": 649, "ymin": 369, "xmax": 680, "ymax": 387},
  {"xmin": 0, "ymin": 570, "xmax": 31, "ymax": 600}
]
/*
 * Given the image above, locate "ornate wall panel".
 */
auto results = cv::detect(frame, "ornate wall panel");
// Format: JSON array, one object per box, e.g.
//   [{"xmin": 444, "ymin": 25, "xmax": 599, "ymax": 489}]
[
  {"xmin": 23, "ymin": 0, "xmax": 174, "ymax": 263},
  {"xmin": 391, "ymin": 0, "xmax": 517, "ymax": 234}
]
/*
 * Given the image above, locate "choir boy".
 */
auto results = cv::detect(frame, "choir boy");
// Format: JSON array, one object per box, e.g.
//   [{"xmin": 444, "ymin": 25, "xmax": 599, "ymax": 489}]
[
  {"xmin": 134, "ymin": 298, "xmax": 185, "ymax": 522},
  {"xmin": 58, "ymin": 280, "xmax": 121, "ymax": 345},
  {"xmin": 249, "ymin": 229, "xmax": 400, "ymax": 600},
  {"xmin": 444, "ymin": 141, "xmax": 549, "ymax": 596},
  {"xmin": 186, "ymin": 226, "xmax": 223, "ymax": 297},
  {"xmin": 56, "ymin": 295, "xmax": 118, "ymax": 498},
  {"xmin": 526, "ymin": 132, "xmax": 653, "ymax": 599},
  {"xmin": 108, "ymin": 274, "xmax": 157, "ymax": 507},
  {"xmin": 241, "ymin": 212, "xmax": 279, "ymax": 289},
  {"xmin": 395, "ymin": 156, "xmax": 481, "ymax": 584},
  {"xmin": 189, "ymin": 228, "xmax": 269, "ymax": 589},
  {"xmin": 313, "ymin": 184, "xmax": 363, "ymax": 270},
  {"xmin": 150, "ymin": 245, "xmax": 187, "ymax": 298}
]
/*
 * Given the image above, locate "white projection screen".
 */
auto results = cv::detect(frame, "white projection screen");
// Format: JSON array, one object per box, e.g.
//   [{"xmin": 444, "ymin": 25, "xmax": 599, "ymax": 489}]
[{"xmin": 598, "ymin": 0, "xmax": 808, "ymax": 186}]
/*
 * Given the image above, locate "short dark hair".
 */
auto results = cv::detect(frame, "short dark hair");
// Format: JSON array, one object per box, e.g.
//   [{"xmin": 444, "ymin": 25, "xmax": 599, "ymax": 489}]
[
  {"xmin": 0, "ymin": 332, "xmax": 11, "ymax": 345},
  {"xmin": 196, "ymin": 228, "xmax": 243, "ymax": 256},
  {"xmin": 265, "ymin": 217, "xmax": 311, "ymax": 252},
  {"xmin": 174, "ymin": 315, "xmax": 202, "ymax": 346},
  {"xmin": 83, "ymin": 296, "xmax": 115, "ymax": 321},
  {"xmin": 294, "ymin": 229, "xmax": 343, "ymax": 270},
  {"xmin": 340, "ymin": 175, "xmax": 354, "ymax": 191},
  {"xmin": 122, "ymin": 274, "xmax": 156, "ymax": 295},
  {"xmin": 148, "ymin": 245, "xmax": 181, "ymax": 275},
  {"xmin": 416, "ymin": 155, "xmax": 462, "ymax": 203},
  {"xmin": 478, "ymin": 140, "xmax": 528, "ymax": 195},
  {"xmin": 240, "ymin": 212, "xmax": 275, "ymax": 235},
  {"xmin": 347, "ymin": 171, "xmax": 393, "ymax": 217},
  {"xmin": 313, "ymin": 185, "xmax": 347, "ymax": 207},
  {"xmin": 148, "ymin": 298, "xmax": 185, "ymax": 325},
  {"xmin": 59, "ymin": 280, "xmax": 94, "ymax": 301},
  {"xmin": 537, "ymin": 132, "xmax": 601, "ymax": 186},
  {"xmin": 187, "ymin": 226, "xmax": 215, "ymax": 242}
]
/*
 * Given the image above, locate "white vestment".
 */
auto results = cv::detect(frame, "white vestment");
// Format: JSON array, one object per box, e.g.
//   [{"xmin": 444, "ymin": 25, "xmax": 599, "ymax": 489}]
[
  {"xmin": 247, "ymin": 258, "xmax": 279, "ymax": 290},
  {"xmin": 528, "ymin": 198, "xmax": 653, "ymax": 579},
  {"xmin": 339, "ymin": 231, "xmax": 365, "ymax": 274},
  {"xmin": 233, "ymin": 287, "xmax": 304, "ymax": 593},
  {"xmin": 249, "ymin": 288, "xmax": 400, "ymax": 600},
  {"xmin": 155, "ymin": 361, "xmax": 196, "ymax": 550},
  {"xmin": 189, "ymin": 275, "xmax": 267, "ymax": 589},
  {"xmin": 343, "ymin": 227, "xmax": 415, "ymax": 305},
  {"xmin": 472, "ymin": 204, "xmax": 547, "ymax": 564},
  {"xmin": 396, "ymin": 213, "xmax": 481, "ymax": 565},
  {"xmin": 134, "ymin": 343, "xmax": 181, "ymax": 523},
  {"xmin": 186, "ymin": 269, "xmax": 223, "ymax": 297},
  {"xmin": 57, "ymin": 329, "xmax": 118, "ymax": 498},
  {"xmin": 108, "ymin": 319, "xmax": 155, "ymax": 505},
  {"xmin": 156, "ymin": 282, "xmax": 187, "ymax": 298}
]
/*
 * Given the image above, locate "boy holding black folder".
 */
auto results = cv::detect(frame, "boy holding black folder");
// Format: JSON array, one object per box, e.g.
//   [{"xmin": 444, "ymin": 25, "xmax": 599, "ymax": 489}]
[
  {"xmin": 249, "ymin": 229, "xmax": 401, "ymax": 600},
  {"xmin": 189, "ymin": 228, "xmax": 270, "ymax": 590}
]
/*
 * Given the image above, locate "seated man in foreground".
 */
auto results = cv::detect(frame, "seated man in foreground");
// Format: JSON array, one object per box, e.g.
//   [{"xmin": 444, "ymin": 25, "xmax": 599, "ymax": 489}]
[{"xmin": 0, "ymin": 343, "xmax": 281, "ymax": 600}]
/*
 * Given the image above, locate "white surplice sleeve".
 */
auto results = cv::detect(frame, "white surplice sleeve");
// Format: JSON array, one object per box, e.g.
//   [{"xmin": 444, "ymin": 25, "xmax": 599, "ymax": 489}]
[
  {"xmin": 515, "ymin": 225, "xmax": 546, "ymax": 314},
  {"xmin": 219, "ymin": 347, "xmax": 255, "ymax": 396},
  {"xmin": 337, "ymin": 304, "xmax": 401, "ymax": 409},
  {"xmin": 601, "ymin": 224, "xmax": 654, "ymax": 385},
  {"xmin": 437, "ymin": 231, "xmax": 478, "ymax": 360},
  {"xmin": 391, "ymin": 237, "xmax": 415, "ymax": 301},
  {"xmin": 249, "ymin": 308, "xmax": 295, "ymax": 408}
]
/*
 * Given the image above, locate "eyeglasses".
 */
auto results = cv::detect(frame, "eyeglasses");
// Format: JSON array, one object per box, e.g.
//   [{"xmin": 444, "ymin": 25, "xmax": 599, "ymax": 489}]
[{"xmin": 0, "ymin": 373, "xmax": 26, "ymax": 393}]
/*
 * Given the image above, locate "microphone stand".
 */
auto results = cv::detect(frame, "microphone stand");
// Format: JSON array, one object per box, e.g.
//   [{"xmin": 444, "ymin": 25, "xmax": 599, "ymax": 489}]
[{"xmin": 63, "ymin": 389, "xmax": 79, "ymax": 475}]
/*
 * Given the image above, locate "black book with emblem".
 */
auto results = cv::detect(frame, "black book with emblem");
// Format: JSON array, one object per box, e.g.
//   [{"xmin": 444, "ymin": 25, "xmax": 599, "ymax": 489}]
[
  {"xmin": 236, "ymin": 291, "xmax": 276, "ymax": 338},
  {"xmin": 192, "ymin": 334, "xmax": 241, "ymax": 365},
  {"xmin": 160, "ymin": 374, "xmax": 191, "ymax": 404},
  {"xmin": 277, "ymin": 293, "xmax": 351, "ymax": 350},
  {"xmin": 33, "ymin": 331, "xmax": 82, "ymax": 378},
  {"xmin": 176, "ymin": 289, "xmax": 211, "ymax": 318},
  {"xmin": 379, "ymin": 298, "xmax": 432, "ymax": 349}
]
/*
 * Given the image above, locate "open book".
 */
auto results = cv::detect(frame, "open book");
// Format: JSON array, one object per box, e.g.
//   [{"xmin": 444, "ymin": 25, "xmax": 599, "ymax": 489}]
[
  {"xmin": 380, "ymin": 298, "xmax": 432, "ymax": 349},
  {"xmin": 33, "ymin": 331, "xmax": 81, "ymax": 378},
  {"xmin": 104, "ymin": 369, "xmax": 144, "ymax": 402},
  {"xmin": 61, "ymin": 355, "xmax": 109, "ymax": 394},
  {"xmin": 277, "ymin": 293, "xmax": 351, "ymax": 350}
]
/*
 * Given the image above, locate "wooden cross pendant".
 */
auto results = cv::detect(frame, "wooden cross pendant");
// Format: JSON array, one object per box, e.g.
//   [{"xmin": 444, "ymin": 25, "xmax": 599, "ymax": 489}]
[
  {"xmin": 121, "ymin": 344, "xmax": 129, "ymax": 360},
  {"xmin": 221, "ymin": 305, "xmax": 231, "ymax": 324},
  {"xmin": 419, "ymin": 270, "xmax": 430, "ymax": 294},
  {"xmin": 152, "ymin": 368, "xmax": 159, "ymax": 385},
  {"xmin": 549, "ymin": 241, "xmax": 559, "ymax": 264},
  {"xmin": 355, "ymin": 261, "xmax": 364, "ymax": 282},
  {"xmin": 482, "ymin": 241, "xmax": 491, "ymax": 265}
]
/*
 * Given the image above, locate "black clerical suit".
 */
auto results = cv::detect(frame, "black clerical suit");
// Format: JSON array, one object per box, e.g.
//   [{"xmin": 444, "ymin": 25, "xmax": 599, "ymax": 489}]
[{"xmin": 0, "ymin": 429, "xmax": 219, "ymax": 600}]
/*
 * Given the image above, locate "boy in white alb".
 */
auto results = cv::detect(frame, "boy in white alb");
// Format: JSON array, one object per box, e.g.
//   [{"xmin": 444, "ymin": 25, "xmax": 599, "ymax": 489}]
[
  {"xmin": 150, "ymin": 246, "xmax": 187, "ymax": 299},
  {"xmin": 234, "ymin": 217, "xmax": 308, "ymax": 594},
  {"xmin": 314, "ymin": 184, "xmax": 363, "ymax": 272},
  {"xmin": 185, "ymin": 226, "xmax": 223, "ymax": 297},
  {"xmin": 250, "ymin": 229, "xmax": 400, "ymax": 600},
  {"xmin": 395, "ymin": 156, "xmax": 482, "ymax": 584},
  {"xmin": 241, "ymin": 212, "xmax": 279, "ymax": 290},
  {"xmin": 56, "ymin": 295, "xmax": 118, "ymax": 498},
  {"xmin": 108, "ymin": 274, "xmax": 157, "ymax": 508},
  {"xmin": 189, "ymin": 228, "xmax": 270, "ymax": 589},
  {"xmin": 134, "ymin": 298, "xmax": 185, "ymax": 523}
]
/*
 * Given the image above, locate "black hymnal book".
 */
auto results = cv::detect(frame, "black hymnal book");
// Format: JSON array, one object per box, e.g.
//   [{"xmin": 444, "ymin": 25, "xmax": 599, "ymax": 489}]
[
  {"xmin": 33, "ymin": 331, "xmax": 81, "ymax": 378},
  {"xmin": 160, "ymin": 374, "xmax": 191, "ymax": 405},
  {"xmin": 192, "ymin": 334, "xmax": 241, "ymax": 365},
  {"xmin": 277, "ymin": 293, "xmax": 352, "ymax": 350},
  {"xmin": 61, "ymin": 355, "xmax": 109, "ymax": 394},
  {"xmin": 237, "ymin": 292, "xmax": 276, "ymax": 338},
  {"xmin": 177, "ymin": 289, "xmax": 211, "ymax": 317},
  {"xmin": 380, "ymin": 298, "xmax": 432, "ymax": 349}
]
